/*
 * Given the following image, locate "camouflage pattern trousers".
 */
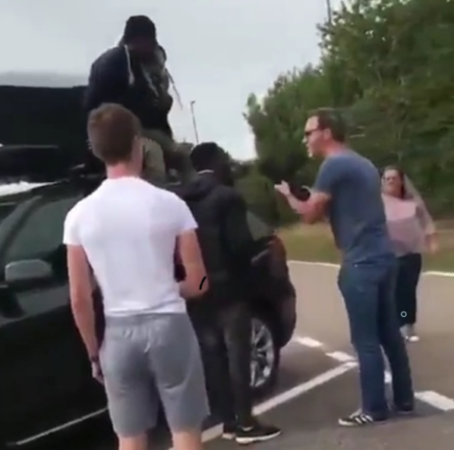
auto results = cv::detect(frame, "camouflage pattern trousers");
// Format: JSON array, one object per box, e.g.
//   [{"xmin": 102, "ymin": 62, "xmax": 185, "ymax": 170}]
[
  {"xmin": 141, "ymin": 129, "xmax": 173, "ymax": 186},
  {"xmin": 141, "ymin": 129, "xmax": 194, "ymax": 186}
]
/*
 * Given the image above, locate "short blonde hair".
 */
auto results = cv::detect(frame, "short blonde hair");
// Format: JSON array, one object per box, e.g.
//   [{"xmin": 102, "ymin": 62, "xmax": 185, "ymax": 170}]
[{"xmin": 87, "ymin": 103, "xmax": 141, "ymax": 165}]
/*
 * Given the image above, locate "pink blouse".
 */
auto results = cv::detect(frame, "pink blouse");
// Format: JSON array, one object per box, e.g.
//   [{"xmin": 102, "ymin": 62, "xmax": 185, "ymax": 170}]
[{"xmin": 382, "ymin": 194, "xmax": 434, "ymax": 256}]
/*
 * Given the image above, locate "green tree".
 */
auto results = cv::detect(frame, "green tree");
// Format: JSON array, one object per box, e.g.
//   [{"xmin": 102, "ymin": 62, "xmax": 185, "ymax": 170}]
[
  {"xmin": 245, "ymin": 65, "xmax": 332, "ymax": 183},
  {"xmin": 245, "ymin": 0, "xmax": 454, "ymax": 217}
]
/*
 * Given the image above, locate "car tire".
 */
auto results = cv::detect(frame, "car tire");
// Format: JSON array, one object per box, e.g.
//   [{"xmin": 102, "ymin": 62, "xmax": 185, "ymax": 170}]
[{"xmin": 249, "ymin": 312, "xmax": 280, "ymax": 398}]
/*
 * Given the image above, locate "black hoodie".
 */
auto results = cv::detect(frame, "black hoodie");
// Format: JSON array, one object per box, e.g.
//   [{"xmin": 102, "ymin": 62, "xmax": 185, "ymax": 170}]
[
  {"xmin": 84, "ymin": 46, "xmax": 172, "ymax": 134},
  {"xmin": 173, "ymin": 172, "xmax": 257, "ymax": 306}
]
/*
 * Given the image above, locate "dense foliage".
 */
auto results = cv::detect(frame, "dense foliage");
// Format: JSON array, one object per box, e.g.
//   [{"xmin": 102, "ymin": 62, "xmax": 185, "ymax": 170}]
[{"xmin": 241, "ymin": 0, "xmax": 454, "ymax": 223}]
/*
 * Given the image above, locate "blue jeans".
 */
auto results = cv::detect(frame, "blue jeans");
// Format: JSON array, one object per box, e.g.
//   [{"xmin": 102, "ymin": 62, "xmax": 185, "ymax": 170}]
[{"xmin": 338, "ymin": 260, "xmax": 414, "ymax": 417}]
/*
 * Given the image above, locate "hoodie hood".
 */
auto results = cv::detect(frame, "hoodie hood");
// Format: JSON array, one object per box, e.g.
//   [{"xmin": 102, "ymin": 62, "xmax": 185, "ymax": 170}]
[{"xmin": 173, "ymin": 172, "xmax": 220, "ymax": 202}]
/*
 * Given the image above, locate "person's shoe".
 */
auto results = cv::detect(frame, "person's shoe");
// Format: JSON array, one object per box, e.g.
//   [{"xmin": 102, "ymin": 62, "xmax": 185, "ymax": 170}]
[
  {"xmin": 406, "ymin": 325, "xmax": 420, "ymax": 342},
  {"xmin": 221, "ymin": 422, "xmax": 237, "ymax": 440},
  {"xmin": 235, "ymin": 420, "xmax": 281, "ymax": 445},
  {"xmin": 393, "ymin": 403, "xmax": 415, "ymax": 416},
  {"xmin": 403, "ymin": 325, "xmax": 420, "ymax": 342},
  {"xmin": 338, "ymin": 411, "xmax": 387, "ymax": 427}
]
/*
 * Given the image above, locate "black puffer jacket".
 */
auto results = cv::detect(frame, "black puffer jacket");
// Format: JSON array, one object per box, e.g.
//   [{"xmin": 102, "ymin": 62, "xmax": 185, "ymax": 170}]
[{"xmin": 173, "ymin": 172, "xmax": 258, "ymax": 306}]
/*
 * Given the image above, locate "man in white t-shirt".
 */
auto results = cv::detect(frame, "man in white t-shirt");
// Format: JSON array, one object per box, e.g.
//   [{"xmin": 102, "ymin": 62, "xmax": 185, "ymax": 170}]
[{"xmin": 64, "ymin": 103, "xmax": 209, "ymax": 450}]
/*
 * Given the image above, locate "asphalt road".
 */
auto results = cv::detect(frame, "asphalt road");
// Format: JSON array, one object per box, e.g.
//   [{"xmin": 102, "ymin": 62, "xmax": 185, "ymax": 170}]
[
  {"xmin": 66, "ymin": 261, "xmax": 454, "ymax": 450},
  {"xmin": 249, "ymin": 261, "xmax": 454, "ymax": 450}
]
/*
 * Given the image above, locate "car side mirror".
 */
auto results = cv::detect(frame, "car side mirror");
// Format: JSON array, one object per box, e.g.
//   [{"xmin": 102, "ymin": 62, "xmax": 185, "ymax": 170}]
[{"xmin": 4, "ymin": 259, "xmax": 53, "ymax": 284}]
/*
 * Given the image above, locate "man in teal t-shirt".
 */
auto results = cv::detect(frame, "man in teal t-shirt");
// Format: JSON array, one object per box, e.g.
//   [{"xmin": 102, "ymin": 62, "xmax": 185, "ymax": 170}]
[{"xmin": 276, "ymin": 108, "xmax": 414, "ymax": 427}]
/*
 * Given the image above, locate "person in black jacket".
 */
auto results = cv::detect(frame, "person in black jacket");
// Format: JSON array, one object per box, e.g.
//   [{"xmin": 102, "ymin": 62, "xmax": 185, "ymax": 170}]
[
  {"xmin": 84, "ymin": 15, "xmax": 192, "ymax": 185},
  {"xmin": 174, "ymin": 142, "xmax": 281, "ymax": 445}
]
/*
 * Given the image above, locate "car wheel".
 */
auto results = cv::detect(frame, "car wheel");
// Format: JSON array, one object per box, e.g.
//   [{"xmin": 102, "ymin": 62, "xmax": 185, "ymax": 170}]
[{"xmin": 249, "ymin": 314, "xmax": 280, "ymax": 397}]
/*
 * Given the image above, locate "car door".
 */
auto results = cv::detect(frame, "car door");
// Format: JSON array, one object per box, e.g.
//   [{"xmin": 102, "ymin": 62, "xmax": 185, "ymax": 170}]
[{"xmin": 0, "ymin": 190, "xmax": 106, "ymax": 447}]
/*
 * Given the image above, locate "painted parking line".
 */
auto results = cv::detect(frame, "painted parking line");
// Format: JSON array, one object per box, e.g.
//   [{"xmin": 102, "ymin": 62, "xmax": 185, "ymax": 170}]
[
  {"xmin": 198, "ymin": 361, "xmax": 357, "ymax": 444},
  {"xmin": 293, "ymin": 336, "xmax": 324, "ymax": 348},
  {"xmin": 416, "ymin": 391, "xmax": 454, "ymax": 411},
  {"xmin": 293, "ymin": 335, "xmax": 454, "ymax": 413},
  {"xmin": 288, "ymin": 260, "xmax": 454, "ymax": 278},
  {"xmin": 167, "ymin": 338, "xmax": 356, "ymax": 449},
  {"xmin": 176, "ymin": 260, "xmax": 452, "ymax": 449},
  {"xmin": 292, "ymin": 336, "xmax": 354, "ymax": 364}
]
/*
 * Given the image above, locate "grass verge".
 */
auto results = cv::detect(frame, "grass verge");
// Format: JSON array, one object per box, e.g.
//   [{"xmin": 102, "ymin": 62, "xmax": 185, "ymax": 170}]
[{"xmin": 279, "ymin": 224, "xmax": 454, "ymax": 272}]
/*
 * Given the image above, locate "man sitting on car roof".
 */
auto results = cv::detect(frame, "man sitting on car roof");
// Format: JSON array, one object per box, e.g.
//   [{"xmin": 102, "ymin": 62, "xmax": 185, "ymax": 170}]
[{"xmin": 84, "ymin": 15, "xmax": 193, "ymax": 186}]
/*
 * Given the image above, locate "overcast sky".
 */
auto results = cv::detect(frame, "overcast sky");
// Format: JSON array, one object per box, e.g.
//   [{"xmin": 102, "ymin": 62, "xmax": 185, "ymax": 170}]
[{"xmin": 0, "ymin": 0, "xmax": 341, "ymax": 160}]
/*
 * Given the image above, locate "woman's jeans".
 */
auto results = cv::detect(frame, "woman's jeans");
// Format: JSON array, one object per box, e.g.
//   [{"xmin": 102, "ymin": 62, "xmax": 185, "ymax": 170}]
[
  {"xmin": 395, "ymin": 253, "xmax": 422, "ymax": 326},
  {"xmin": 338, "ymin": 260, "xmax": 414, "ymax": 417}
]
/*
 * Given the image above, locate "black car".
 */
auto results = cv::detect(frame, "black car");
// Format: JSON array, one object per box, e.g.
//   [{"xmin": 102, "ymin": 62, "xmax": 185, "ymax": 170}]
[
  {"xmin": 0, "ymin": 74, "xmax": 296, "ymax": 448},
  {"xmin": 0, "ymin": 144, "xmax": 296, "ymax": 449}
]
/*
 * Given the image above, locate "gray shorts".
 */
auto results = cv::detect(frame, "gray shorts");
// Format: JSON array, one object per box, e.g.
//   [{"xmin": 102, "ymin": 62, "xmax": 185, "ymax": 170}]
[{"xmin": 100, "ymin": 313, "xmax": 209, "ymax": 437}]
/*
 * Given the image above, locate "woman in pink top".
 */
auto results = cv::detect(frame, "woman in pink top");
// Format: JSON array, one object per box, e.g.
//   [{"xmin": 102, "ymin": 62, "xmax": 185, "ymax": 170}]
[{"xmin": 381, "ymin": 167, "xmax": 437, "ymax": 342}]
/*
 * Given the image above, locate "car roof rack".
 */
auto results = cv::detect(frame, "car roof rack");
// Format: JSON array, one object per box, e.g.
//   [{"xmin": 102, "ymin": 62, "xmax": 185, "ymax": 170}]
[{"xmin": 0, "ymin": 144, "xmax": 102, "ymax": 183}]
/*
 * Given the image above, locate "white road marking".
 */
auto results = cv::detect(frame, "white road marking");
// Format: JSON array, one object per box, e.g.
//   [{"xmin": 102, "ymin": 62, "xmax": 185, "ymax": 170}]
[
  {"xmin": 288, "ymin": 260, "xmax": 454, "ymax": 277},
  {"xmin": 174, "ymin": 260, "xmax": 453, "ymax": 448},
  {"xmin": 292, "ymin": 336, "xmax": 323, "ymax": 348},
  {"xmin": 294, "ymin": 336, "xmax": 454, "ymax": 412},
  {"xmin": 424, "ymin": 271, "xmax": 454, "ymax": 277},
  {"xmin": 183, "ymin": 362, "xmax": 358, "ymax": 446},
  {"xmin": 289, "ymin": 260, "xmax": 340, "ymax": 269},
  {"xmin": 253, "ymin": 362, "xmax": 357, "ymax": 415},
  {"xmin": 415, "ymin": 391, "xmax": 454, "ymax": 411},
  {"xmin": 326, "ymin": 351, "xmax": 355, "ymax": 363}
]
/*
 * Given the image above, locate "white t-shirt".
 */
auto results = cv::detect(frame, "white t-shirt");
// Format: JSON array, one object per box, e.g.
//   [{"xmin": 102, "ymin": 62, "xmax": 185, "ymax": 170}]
[{"xmin": 63, "ymin": 177, "xmax": 197, "ymax": 316}]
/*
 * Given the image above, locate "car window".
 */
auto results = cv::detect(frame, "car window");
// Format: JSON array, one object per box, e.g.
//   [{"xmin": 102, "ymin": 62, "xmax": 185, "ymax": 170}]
[{"xmin": 5, "ymin": 196, "xmax": 82, "ymax": 262}]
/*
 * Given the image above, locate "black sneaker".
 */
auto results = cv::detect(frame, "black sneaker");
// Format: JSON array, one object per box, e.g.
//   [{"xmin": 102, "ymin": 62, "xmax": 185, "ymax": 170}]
[
  {"xmin": 235, "ymin": 421, "xmax": 281, "ymax": 445},
  {"xmin": 338, "ymin": 412, "xmax": 386, "ymax": 427},
  {"xmin": 393, "ymin": 404, "xmax": 415, "ymax": 416},
  {"xmin": 221, "ymin": 422, "xmax": 236, "ymax": 440}
]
